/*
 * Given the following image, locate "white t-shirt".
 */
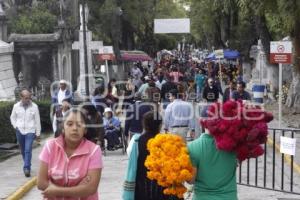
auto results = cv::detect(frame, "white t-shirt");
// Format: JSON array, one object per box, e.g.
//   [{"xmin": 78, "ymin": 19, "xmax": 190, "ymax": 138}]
[
  {"xmin": 131, "ymin": 68, "xmax": 143, "ymax": 79},
  {"xmin": 57, "ymin": 89, "xmax": 66, "ymax": 105}
]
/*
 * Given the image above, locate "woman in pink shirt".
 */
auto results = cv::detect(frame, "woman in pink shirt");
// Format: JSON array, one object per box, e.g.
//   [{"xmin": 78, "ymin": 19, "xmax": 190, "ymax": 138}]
[
  {"xmin": 37, "ymin": 108, "xmax": 103, "ymax": 200},
  {"xmin": 169, "ymin": 67, "xmax": 183, "ymax": 83}
]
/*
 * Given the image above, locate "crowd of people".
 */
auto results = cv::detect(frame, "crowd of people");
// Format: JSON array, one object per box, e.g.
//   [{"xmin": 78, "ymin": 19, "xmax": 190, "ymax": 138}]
[{"xmin": 9, "ymin": 50, "xmax": 260, "ymax": 200}]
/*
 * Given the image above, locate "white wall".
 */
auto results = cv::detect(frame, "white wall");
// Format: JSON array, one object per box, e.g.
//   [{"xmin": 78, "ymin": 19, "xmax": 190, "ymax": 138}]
[{"xmin": 0, "ymin": 47, "xmax": 17, "ymax": 100}]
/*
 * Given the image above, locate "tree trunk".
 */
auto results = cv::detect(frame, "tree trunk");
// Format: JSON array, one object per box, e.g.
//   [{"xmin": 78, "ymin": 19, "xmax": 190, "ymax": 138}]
[
  {"xmin": 121, "ymin": 19, "xmax": 135, "ymax": 50},
  {"xmin": 254, "ymin": 15, "xmax": 272, "ymax": 59},
  {"xmin": 214, "ymin": 19, "xmax": 225, "ymax": 48},
  {"xmin": 255, "ymin": 14, "xmax": 279, "ymax": 92},
  {"xmin": 111, "ymin": 6, "xmax": 122, "ymax": 60},
  {"xmin": 286, "ymin": 20, "xmax": 300, "ymax": 113},
  {"xmin": 285, "ymin": 69, "xmax": 300, "ymax": 113}
]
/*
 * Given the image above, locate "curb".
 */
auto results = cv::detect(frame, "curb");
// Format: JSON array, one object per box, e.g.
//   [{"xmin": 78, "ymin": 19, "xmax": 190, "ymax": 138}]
[{"xmin": 6, "ymin": 177, "xmax": 37, "ymax": 200}]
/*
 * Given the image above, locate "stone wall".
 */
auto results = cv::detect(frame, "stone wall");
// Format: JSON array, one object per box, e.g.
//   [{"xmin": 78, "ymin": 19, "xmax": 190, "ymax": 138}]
[
  {"xmin": 0, "ymin": 41, "xmax": 16, "ymax": 100},
  {"xmin": 9, "ymin": 30, "xmax": 74, "ymax": 91}
]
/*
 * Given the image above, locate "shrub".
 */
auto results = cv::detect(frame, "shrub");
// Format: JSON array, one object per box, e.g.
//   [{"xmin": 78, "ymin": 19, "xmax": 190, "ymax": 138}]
[
  {"xmin": 0, "ymin": 100, "xmax": 52, "ymax": 144},
  {"xmin": 35, "ymin": 100, "xmax": 52, "ymax": 133},
  {"xmin": 0, "ymin": 101, "xmax": 16, "ymax": 143}
]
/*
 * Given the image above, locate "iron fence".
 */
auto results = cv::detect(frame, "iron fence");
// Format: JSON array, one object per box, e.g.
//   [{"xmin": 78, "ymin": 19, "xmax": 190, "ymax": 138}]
[{"xmin": 238, "ymin": 127, "xmax": 300, "ymax": 195}]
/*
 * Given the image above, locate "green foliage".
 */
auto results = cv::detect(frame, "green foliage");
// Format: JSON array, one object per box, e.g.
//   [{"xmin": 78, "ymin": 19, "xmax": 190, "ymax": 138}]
[
  {"xmin": 9, "ymin": 4, "xmax": 57, "ymax": 34},
  {"xmin": 265, "ymin": 13, "xmax": 286, "ymax": 40},
  {"xmin": 189, "ymin": 0, "xmax": 300, "ymax": 60},
  {"xmin": 0, "ymin": 100, "xmax": 52, "ymax": 144},
  {"xmin": 34, "ymin": 100, "xmax": 52, "ymax": 132},
  {"xmin": 155, "ymin": 34, "xmax": 178, "ymax": 50},
  {"xmin": 88, "ymin": 0, "xmax": 188, "ymax": 54},
  {"xmin": 189, "ymin": 0, "xmax": 241, "ymax": 49},
  {"xmin": 0, "ymin": 101, "xmax": 16, "ymax": 143}
]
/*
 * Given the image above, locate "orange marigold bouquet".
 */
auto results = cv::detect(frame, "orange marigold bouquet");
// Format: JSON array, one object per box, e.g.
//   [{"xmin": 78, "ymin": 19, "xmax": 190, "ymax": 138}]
[{"xmin": 145, "ymin": 134, "xmax": 195, "ymax": 199}]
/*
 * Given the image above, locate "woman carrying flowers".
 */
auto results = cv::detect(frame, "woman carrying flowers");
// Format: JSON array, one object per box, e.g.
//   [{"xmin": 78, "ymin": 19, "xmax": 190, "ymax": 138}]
[
  {"xmin": 123, "ymin": 111, "xmax": 181, "ymax": 200},
  {"xmin": 188, "ymin": 100, "xmax": 273, "ymax": 200}
]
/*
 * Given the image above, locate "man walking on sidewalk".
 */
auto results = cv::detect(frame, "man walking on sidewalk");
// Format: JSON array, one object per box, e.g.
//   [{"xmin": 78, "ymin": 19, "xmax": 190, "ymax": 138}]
[
  {"xmin": 10, "ymin": 89, "xmax": 41, "ymax": 177},
  {"xmin": 164, "ymin": 89, "xmax": 195, "ymax": 140}
]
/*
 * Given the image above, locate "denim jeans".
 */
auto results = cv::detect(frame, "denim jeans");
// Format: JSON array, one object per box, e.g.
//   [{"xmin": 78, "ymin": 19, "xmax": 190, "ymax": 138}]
[
  {"xmin": 16, "ymin": 130, "xmax": 36, "ymax": 171},
  {"xmin": 105, "ymin": 129, "xmax": 120, "ymax": 148},
  {"xmin": 196, "ymin": 86, "xmax": 203, "ymax": 102}
]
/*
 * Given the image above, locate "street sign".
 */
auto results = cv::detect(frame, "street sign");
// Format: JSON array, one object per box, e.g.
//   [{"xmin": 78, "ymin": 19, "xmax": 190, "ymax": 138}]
[
  {"xmin": 270, "ymin": 41, "xmax": 292, "ymax": 64},
  {"xmin": 99, "ymin": 46, "xmax": 114, "ymax": 54},
  {"xmin": 97, "ymin": 54, "xmax": 115, "ymax": 61},
  {"xmin": 270, "ymin": 41, "xmax": 293, "ymax": 127},
  {"xmin": 97, "ymin": 46, "xmax": 115, "ymax": 61},
  {"xmin": 214, "ymin": 49, "xmax": 224, "ymax": 59}
]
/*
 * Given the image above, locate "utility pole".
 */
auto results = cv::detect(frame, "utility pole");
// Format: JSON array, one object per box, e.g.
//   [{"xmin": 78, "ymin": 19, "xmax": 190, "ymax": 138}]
[{"xmin": 82, "ymin": 0, "xmax": 89, "ymax": 97}]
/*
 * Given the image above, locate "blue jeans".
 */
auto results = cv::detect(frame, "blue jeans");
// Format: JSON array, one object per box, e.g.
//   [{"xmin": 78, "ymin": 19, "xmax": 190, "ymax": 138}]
[
  {"xmin": 16, "ymin": 130, "xmax": 36, "ymax": 171},
  {"xmin": 105, "ymin": 129, "xmax": 120, "ymax": 148},
  {"xmin": 196, "ymin": 86, "xmax": 203, "ymax": 102}
]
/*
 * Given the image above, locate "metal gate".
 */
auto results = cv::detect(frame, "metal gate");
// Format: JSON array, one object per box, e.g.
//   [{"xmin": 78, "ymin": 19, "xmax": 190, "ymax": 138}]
[{"xmin": 237, "ymin": 128, "xmax": 300, "ymax": 194}]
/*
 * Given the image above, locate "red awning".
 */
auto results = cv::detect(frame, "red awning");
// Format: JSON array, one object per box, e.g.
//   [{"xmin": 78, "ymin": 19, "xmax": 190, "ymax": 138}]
[{"xmin": 120, "ymin": 50, "xmax": 152, "ymax": 61}]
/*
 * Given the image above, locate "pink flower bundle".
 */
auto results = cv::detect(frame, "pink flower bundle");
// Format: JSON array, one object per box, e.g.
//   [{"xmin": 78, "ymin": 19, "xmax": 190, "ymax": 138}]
[{"xmin": 201, "ymin": 100, "xmax": 273, "ymax": 161}]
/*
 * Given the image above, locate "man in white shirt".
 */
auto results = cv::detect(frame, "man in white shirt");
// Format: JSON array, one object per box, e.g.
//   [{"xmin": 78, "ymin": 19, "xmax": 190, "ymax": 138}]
[
  {"xmin": 10, "ymin": 89, "xmax": 41, "ymax": 177},
  {"xmin": 51, "ymin": 80, "xmax": 73, "ymax": 110},
  {"xmin": 164, "ymin": 89, "xmax": 195, "ymax": 140},
  {"xmin": 131, "ymin": 64, "xmax": 143, "ymax": 80}
]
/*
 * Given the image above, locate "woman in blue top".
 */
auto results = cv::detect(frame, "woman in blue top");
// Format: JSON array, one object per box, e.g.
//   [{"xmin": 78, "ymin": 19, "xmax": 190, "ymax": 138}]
[{"xmin": 103, "ymin": 107, "xmax": 121, "ymax": 150}]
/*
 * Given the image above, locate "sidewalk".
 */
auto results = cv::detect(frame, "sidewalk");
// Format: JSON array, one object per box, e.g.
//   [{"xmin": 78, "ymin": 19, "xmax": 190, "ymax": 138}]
[
  {"xmin": 1, "ymin": 137, "xmax": 299, "ymax": 200},
  {"xmin": 0, "ymin": 139, "xmax": 43, "ymax": 199},
  {"xmin": 22, "ymin": 148, "xmax": 300, "ymax": 200}
]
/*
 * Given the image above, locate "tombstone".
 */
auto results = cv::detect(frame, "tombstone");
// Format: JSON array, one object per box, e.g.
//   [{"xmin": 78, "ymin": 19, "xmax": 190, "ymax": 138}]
[
  {"xmin": 72, "ymin": 4, "xmax": 103, "ymax": 96},
  {"xmin": 0, "ymin": 1, "xmax": 7, "ymax": 42},
  {"xmin": 9, "ymin": 20, "xmax": 73, "ymax": 94},
  {"xmin": 247, "ymin": 40, "xmax": 272, "ymax": 90},
  {"xmin": 261, "ymin": 40, "xmax": 280, "ymax": 91},
  {"xmin": 0, "ymin": 4, "xmax": 17, "ymax": 101},
  {"xmin": 14, "ymin": 72, "xmax": 25, "ymax": 101},
  {"xmin": 246, "ymin": 39, "xmax": 296, "ymax": 100}
]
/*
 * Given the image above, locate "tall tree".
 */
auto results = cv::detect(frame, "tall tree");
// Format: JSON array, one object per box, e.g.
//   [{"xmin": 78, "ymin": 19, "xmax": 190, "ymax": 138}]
[
  {"xmin": 88, "ymin": 0, "xmax": 187, "ymax": 57},
  {"xmin": 276, "ymin": 0, "xmax": 300, "ymax": 112},
  {"xmin": 239, "ymin": 0, "xmax": 300, "ymax": 111},
  {"xmin": 189, "ymin": 0, "xmax": 244, "ymax": 50}
]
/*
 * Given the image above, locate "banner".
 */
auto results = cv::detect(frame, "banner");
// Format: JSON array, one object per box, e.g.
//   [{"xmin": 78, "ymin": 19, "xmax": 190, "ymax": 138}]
[
  {"xmin": 154, "ymin": 18, "xmax": 190, "ymax": 34},
  {"xmin": 214, "ymin": 49, "xmax": 224, "ymax": 59}
]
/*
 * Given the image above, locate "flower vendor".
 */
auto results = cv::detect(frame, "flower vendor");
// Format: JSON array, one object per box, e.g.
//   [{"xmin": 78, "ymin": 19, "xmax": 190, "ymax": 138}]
[
  {"xmin": 188, "ymin": 100, "xmax": 273, "ymax": 200},
  {"xmin": 123, "ymin": 111, "xmax": 181, "ymax": 200}
]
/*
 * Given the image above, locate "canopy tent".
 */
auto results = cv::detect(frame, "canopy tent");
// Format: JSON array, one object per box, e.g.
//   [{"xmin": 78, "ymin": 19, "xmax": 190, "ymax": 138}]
[
  {"xmin": 161, "ymin": 49, "xmax": 173, "ymax": 56},
  {"xmin": 120, "ymin": 50, "xmax": 152, "ymax": 61},
  {"xmin": 205, "ymin": 49, "xmax": 240, "ymax": 61}
]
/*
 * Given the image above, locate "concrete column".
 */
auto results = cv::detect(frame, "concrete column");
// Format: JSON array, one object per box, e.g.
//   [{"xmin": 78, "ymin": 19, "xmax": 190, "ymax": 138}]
[{"xmin": 52, "ymin": 50, "xmax": 59, "ymax": 81}]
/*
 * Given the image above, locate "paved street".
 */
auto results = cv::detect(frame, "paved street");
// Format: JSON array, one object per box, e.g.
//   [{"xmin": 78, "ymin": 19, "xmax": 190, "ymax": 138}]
[
  {"xmin": 0, "ymin": 133, "xmax": 299, "ymax": 200},
  {"xmin": 22, "ymin": 149, "xmax": 128, "ymax": 200}
]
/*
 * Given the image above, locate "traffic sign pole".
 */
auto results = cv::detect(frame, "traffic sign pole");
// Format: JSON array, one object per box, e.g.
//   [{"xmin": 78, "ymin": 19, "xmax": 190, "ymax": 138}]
[
  {"xmin": 270, "ymin": 41, "xmax": 292, "ymax": 128},
  {"xmin": 279, "ymin": 63, "xmax": 283, "ymax": 128}
]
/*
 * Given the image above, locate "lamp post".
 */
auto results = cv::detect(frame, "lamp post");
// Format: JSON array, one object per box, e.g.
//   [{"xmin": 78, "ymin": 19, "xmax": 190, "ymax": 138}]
[{"xmin": 81, "ymin": 0, "xmax": 89, "ymax": 97}]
